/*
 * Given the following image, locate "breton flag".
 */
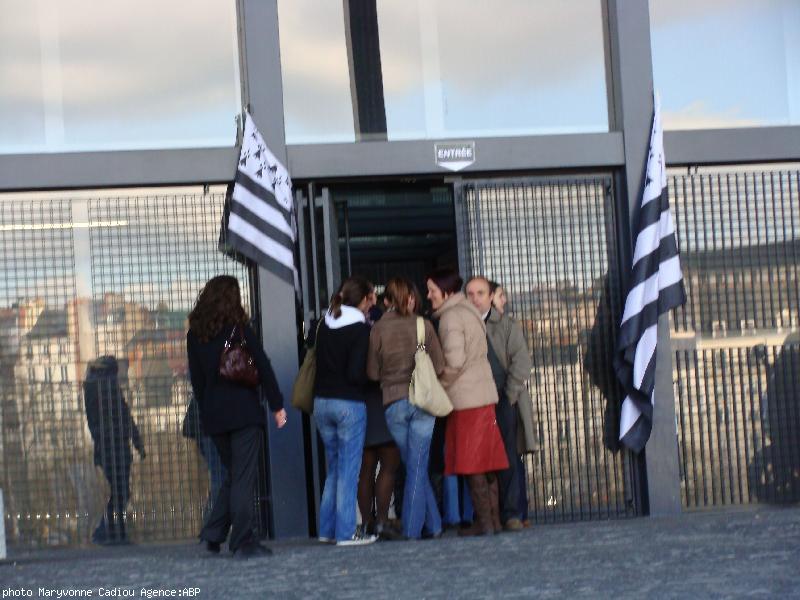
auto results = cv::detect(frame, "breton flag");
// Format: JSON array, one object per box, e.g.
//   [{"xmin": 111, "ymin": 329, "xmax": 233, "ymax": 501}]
[
  {"xmin": 220, "ymin": 111, "xmax": 299, "ymax": 291},
  {"xmin": 614, "ymin": 95, "xmax": 686, "ymax": 453}
]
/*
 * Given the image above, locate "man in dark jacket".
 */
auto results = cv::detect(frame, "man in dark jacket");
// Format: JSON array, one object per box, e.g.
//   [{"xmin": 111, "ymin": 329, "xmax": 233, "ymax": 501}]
[
  {"xmin": 466, "ymin": 277, "xmax": 533, "ymax": 531},
  {"xmin": 84, "ymin": 356, "xmax": 145, "ymax": 545}
]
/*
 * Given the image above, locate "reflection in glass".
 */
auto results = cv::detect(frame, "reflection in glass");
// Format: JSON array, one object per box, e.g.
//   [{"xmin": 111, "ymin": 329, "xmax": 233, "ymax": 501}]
[
  {"xmin": 669, "ymin": 163, "xmax": 800, "ymax": 507},
  {"xmin": 457, "ymin": 177, "xmax": 632, "ymax": 520},
  {"xmin": 0, "ymin": 187, "xmax": 252, "ymax": 546},
  {"xmin": 0, "ymin": 0, "xmax": 241, "ymax": 153},
  {"xmin": 278, "ymin": 0, "xmax": 357, "ymax": 143},
  {"xmin": 279, "ymin": 0, "xmax": 609, "ymax": 144},
  {"xmin": 651, "ymin": 0, "xmax": 800, "ymax": 129}
]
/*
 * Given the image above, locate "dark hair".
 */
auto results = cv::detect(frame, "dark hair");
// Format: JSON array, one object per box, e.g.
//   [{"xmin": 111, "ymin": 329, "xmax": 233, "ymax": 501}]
[
  {"xmin": 385, "ymin": 277, "xmax": 417, "ymax": 317},
  {"xmin": 189, "ymin": 275, "xmax": 249, "ymax": 342},
  {"xmin": 488, "ymin": 280, "xmax": 500, "ymax": 294},
  {"xmin": 409, "ymin": 281, "xmax": 424, "ymax": 315},
  {"xmin": 426, "ymin": 267, "xmax": 463, "ymax": 296},
  {"xmin": 329, "ymin": 276, "xmax": 374, "ymax": 318}
]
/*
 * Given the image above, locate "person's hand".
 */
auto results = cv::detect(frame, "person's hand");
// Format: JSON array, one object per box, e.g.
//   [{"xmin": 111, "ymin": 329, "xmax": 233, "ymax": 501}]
[
  {"xmin": 273, "ymin": 409, "xmax": 288, "ymax": 429},
  {"xmin": 138, "ymin": 447, "xmax": 146, "ymax": 461}
]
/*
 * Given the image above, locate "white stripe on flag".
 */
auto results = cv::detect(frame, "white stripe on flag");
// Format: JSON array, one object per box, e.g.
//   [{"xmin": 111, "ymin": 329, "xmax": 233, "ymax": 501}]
[
  {"xmin": 619, "ymin": 396, "xmax": 639, "ymax": 439},
  {"xmin": 231, "ymin": 183, "xmax": 294, "ymax": 239},
  {"xmin": 228, "ymin": 213, "xmax": 295, "ymax": 269},
  {"xmin": 621, "ymin": 255, "xmax": 684, "ymax": 324},
  {"xmin": 633, "ymin": 324, "xmax": 657, "ymax": 388}
]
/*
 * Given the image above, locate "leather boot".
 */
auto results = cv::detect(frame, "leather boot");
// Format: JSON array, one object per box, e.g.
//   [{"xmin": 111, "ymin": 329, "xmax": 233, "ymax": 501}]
[
  {"xmin": 487, "ymin": 473, "xmax": 502, "ymax": 534},
  {"xmin": 459, "ymin": 474, "xmax": 494, "ymax": 537}
]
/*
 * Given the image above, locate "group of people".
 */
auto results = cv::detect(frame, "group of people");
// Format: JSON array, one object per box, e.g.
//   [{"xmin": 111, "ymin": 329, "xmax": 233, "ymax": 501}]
[
  {"xmin": 313, "ymin": 268, "xmax": 533, "ymax": 545},
  {"xmin": 183, "ymin": 268, "xmax": 533, "ymax": 557}
]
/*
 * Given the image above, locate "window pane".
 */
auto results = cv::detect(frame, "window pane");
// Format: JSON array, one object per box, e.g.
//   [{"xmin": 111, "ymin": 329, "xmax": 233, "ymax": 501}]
[
  {"xmin": 278, "ymin": 0, "xmax": 357, "ymax": 144},
  {"xmin": 0, "ymin": 0, "xmax": 241, "ymax": 153},
  {"xmin": 651, "ymin": 0, "xmax": 800, "ymax": 130},
  {"xmin": 0, "ymin": 186, "xmax": 254, "ymax": 545},
  {"xmin": 278, "ymin": 0, "xmax": 609, "ymax": 144}
]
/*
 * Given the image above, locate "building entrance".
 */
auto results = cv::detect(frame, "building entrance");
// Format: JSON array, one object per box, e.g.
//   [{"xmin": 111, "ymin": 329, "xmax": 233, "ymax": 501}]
[{"xmin": 295, "ymin": 175, "xmax": 638, "ymax": 531}]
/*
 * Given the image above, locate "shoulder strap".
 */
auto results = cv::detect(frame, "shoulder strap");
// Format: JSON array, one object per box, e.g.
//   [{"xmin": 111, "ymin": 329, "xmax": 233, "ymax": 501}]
[
  {"xmin": 311, "ymin": 317, "xmax": 324, "ymax": 347},
  {"xmin": 415, "ymin": 316, "xmax": 425, "ymax": 349}
]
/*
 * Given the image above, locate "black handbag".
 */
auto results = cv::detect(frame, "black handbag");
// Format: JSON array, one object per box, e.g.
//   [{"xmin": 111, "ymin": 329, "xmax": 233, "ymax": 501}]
[{"xmin": 218, "ymin": 325, "xmax": 260, "ymax": 388}]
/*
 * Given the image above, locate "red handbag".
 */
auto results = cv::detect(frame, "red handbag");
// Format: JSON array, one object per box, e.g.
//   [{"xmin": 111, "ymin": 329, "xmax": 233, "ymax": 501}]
[{"xmin": 218, "ymin": 325, "xmax": 260, "ymax": 388}]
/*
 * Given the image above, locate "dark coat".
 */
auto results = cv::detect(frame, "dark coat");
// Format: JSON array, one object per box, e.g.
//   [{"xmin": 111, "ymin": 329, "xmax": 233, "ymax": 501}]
[
  {"xmin": 187, "ymin": 323, "xmax": 284, "ymax": 436},
  {"xmin": 83, "ymin": 356, "xmax": 143, "ymax": 467}
]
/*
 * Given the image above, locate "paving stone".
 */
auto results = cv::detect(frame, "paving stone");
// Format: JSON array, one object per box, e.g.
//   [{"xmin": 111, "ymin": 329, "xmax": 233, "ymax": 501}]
[{"xmin": 1, "ymin": 507, "xmax": 798, "ymax": 599}]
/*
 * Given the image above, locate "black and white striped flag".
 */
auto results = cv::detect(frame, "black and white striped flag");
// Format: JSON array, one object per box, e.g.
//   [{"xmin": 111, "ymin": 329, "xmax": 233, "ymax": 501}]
[
  {"xmin": 220, "ymin": 111, "xmax": 299, "ymax": 291},
  {"xmin": 614, "ymin": 95, "xmax": 686, "ymax": 453}
]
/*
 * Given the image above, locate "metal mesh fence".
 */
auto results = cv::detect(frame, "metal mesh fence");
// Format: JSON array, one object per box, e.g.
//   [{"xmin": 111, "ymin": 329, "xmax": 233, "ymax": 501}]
[
  {"xmin": 0, "ymin": 188, "xmax": 255, "ymax": 547},
  {"xmin": 670, "ymin": 165, "xmax": 800, "ymax": 508},
  {"xmin": 455, "ymin": 176, "xmax": 636, "ymax": 522}
]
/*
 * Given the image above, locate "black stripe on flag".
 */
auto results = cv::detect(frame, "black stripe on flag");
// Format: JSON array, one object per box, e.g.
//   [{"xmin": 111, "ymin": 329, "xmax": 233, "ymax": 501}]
[
  {"xmin": 235, "ymin": 171, "xmax": 292, "ymax": 223},
  {"xmin": 219, "ymin": 111, "xmax": 299, "ymax": 295},
  {"xmin": 226, "ymin": 228, "xmax": 295, "ymax": 286},
  {"xmin": 229, "ymin": 195, "xmax": 295, "ymax": 252}
]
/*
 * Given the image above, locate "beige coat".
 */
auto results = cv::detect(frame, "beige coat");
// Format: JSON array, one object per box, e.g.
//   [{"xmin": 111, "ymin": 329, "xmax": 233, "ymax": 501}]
[
  {"xmin": 486, "ymin": 308, "xmax": 538, "ymax": 453},
  {"xmin": 433, "ymin": 293, "xmax": 498, "ymax": 411}
]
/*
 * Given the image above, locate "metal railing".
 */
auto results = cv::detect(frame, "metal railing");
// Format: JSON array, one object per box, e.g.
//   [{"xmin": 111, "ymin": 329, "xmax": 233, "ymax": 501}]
[
  {"xmin": 0, "ymin": 188, "xmax": 264, "ymax": 547},
  {"xmin": 670, "ymin": 165, "xmax": 800, "ymax": 508},
  {"xmin": 456, "ymin": 176, "xmax": 637, "ymax": 522}
]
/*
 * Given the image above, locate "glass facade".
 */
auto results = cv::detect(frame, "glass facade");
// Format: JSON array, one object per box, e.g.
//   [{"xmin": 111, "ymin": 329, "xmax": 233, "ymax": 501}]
[
  {"xmin": 0, "ymin": 0, "xmax": 242, "ymax": 153},
  {"xmin": 651, "ymin": 0, "xmax": 800, "ymax": 130},
  {"xmin": 456, "ymin": 177, "xmax": 635, "ymax": 521},
  {"xmin": 0, "ymin": 187, "xmax": 256, "ymax": 546},
  {"xmin": 669, "ymin": 163, "xmax": 800, "ymax": 507},
  {"xmin": 279, "ymin": 0, "xmax": 609, "ymax": 144}
]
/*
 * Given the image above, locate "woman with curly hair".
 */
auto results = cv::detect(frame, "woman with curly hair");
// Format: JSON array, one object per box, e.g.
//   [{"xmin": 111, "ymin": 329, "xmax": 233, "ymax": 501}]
[{"xmin": 187, "ymin": 275, "xmax": 286, "ymax": 559}]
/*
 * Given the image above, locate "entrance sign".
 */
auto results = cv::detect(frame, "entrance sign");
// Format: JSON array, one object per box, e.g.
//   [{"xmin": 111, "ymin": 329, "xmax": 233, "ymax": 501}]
[{"xmin": 435, "ymin": 141, "xmax": 475, "ymax": 172}]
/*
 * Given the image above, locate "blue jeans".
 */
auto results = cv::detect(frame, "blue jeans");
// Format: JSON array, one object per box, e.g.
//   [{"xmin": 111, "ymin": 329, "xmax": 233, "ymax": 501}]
[
  {"xmin": 314, "ymin": 397, "xmax": 367, "ymax": 541},
  {"xmin": 385, "ymin": 398, "xmax": 442, "ymax": 539}
]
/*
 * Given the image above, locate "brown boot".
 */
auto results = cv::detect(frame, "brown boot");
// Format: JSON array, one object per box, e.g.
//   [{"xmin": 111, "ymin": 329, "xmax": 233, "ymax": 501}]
[
  {"xmin": 487, "ymin": 473, "xmax": 502, "ymax": 534},
  {"xmin": 459, "ymin": 474, "xmax": 494, "ymax": 537}
]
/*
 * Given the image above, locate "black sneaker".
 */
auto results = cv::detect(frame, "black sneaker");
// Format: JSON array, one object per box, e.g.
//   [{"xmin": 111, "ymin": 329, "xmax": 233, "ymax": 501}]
[
  {"xmin": 205, "ymin": 541, "xmax": 221, "ymax": 554},
  {"xmin": 376, "ymin": 522, "xmax": 407, "ymax": 541},
  {"xmin": 234, "ymin": 542, "xmax": 272, "ymax": 560}
]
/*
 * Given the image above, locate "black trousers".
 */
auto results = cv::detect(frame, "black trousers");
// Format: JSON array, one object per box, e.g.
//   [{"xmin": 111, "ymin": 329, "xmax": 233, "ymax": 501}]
[
  {"xmin": 495, "ymin": 393, "xmax": 522, "ymax": 522},
  {"xmin": 96, "ymin": 456, "xmax": 132, "ymax": 542},
  {"xmin": 200, "ymin": 425, "xmax": 262, "ymax": 552}
]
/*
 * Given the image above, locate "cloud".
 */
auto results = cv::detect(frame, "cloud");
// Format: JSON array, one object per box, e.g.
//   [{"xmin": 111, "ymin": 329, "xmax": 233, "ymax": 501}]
[
  {"xmin": 662, "ymin": 100, "xmax": 764, "ymax": 130},
  {"xmin": 0, "ymin": 0, "xmax": 241, "ymax": 148}
]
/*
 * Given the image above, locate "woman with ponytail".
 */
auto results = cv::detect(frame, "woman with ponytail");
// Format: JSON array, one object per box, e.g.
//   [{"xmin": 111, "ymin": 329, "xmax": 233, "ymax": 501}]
[{"xmin": 313, "ymin": 275, "xmax": 378, "ymax": 546}]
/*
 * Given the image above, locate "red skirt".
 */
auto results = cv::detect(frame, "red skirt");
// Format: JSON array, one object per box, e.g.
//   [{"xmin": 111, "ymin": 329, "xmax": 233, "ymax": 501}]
[{"xmin": 444, "ymin": 405, "xmax": 509, "ymax": 475}]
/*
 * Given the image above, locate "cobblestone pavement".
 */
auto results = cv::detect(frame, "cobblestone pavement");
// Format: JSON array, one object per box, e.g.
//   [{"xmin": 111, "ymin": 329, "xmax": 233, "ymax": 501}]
[{"xmin": 2, "ymin": 507, "xmax": 799, "ymax": 599}]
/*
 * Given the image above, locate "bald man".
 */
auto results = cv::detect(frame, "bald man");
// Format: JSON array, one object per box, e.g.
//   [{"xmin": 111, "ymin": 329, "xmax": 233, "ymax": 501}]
[{"xmin": 466, "ymin": 277, "xmax": 532, "ymax": 531}]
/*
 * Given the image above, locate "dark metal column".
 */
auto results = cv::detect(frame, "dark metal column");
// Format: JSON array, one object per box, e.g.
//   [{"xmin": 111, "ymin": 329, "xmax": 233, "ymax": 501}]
[
  {"xmin": 239, "ymin": 0, "xmax": 309, "ymax": 537},
  {"xmin": 607, "ymin": 0, "xmax": 682, "ymax": 516},
  {"xmin": 343, "ymin": 0, "xmax": 388, "ymax": 141}
]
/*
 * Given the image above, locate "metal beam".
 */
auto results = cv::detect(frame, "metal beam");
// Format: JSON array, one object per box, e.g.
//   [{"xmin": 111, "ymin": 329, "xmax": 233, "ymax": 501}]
[
  {"xmin": 666, "ymin": 126, "xmax": 800, "ymax": 166},
  {"xmin": 287, "ymin": 132, "xmax": 625, "ymax": 179},
  {"xmin": 0, "ymin": 147, "xmax": 236, "ymax": 192}
]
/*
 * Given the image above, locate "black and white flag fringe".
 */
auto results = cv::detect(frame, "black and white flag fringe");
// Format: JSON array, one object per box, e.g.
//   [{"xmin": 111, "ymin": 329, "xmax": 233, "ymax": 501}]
[{"xmin": 614, "ymin": 95, "xmax": 686, "ymax": 453}]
